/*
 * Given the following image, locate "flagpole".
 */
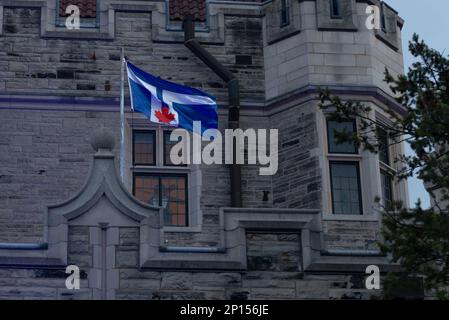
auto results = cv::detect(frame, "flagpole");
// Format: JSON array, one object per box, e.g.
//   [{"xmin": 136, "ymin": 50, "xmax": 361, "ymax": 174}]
[{"xmin": 120, "ymin": 48, "xmax": 125, "ymax": 183}]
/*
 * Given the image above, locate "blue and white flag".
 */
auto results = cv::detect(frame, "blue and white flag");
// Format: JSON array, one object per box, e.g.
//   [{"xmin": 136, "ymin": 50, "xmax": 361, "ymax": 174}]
[{"xmin": 126, "ymin": 60, "xmax": 218, "ymax": 133}]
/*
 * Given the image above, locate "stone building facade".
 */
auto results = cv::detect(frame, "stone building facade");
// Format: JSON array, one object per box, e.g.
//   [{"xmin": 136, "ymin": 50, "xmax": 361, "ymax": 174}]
[{"xmin": 0, "ymin": 0, "xmax": 412, "ymax": 299}]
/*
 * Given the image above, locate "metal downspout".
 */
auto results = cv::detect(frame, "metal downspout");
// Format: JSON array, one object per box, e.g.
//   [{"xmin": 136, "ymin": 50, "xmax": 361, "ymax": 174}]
[{"xmin": 183, "ymin": 15, "xmax": 242, "ymax": 207}]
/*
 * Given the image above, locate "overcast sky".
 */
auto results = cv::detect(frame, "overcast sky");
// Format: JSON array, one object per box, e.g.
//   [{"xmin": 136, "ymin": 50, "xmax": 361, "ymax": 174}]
[{"xmin": 384, "ymin": 0, "xmax": 449, "ymax": 207}]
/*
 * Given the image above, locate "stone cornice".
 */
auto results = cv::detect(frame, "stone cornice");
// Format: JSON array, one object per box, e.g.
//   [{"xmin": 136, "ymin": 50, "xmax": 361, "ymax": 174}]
[{"xmin": 0, "ymin": 84, "xmax": 407, "ymax": 118}]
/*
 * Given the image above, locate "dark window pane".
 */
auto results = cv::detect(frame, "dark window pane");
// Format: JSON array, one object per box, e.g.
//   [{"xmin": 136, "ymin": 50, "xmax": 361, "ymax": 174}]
[
  {"xmin": 330, "ymin": 162, "xmax": 362, "ymax": 215},
  {"xmin": 133, "ymin": 131, "xmax": 155, "ymax": 165},
  {"xmin": 327, "ymin": 120, "xmax": 357, "ymax": 154},
  {"xmin": 280, "ymin": 0, "xmax": 289, "ymax": 26},
  {"xmin": 378, "ymin": 127, "xmax": 390, "ymax": 165},
  {"xmin": 380, "ymin": 4, "xmax": 387, "ymax": 31},
  {"xmin": 330, "ymin": 0, "xmax": 341, "ymax": 18},
  {"xmin": 164, "ymin": 131, "xmax": 186, "ymax": 166},
  {"xmin": 380, "ymin": 170, "xmax": 393, "ymax": 210},
  {"xmin": 134, "ymin": 174, "xmax": 188, "ymax": 227}
]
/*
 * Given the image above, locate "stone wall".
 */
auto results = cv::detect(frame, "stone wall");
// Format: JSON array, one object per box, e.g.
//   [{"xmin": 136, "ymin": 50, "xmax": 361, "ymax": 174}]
[
  {"xmin": 323, "ymin": 221, "xmax": 381, "ymax": 251},
  {"xmin": 0, "ymin": 267, "xmax": 379, "ymax": 300},
  {"xmin": 246, "ymin": 231, "xmax": 302, "ymax": 272},
  {"xmin": 68, "ymin": 226, "xmax": 92, "ymax": 268},
  {"xmin": 271, "ymin": 102, "xmax": 321, "ymax": 210},
  {"xmin": 0, "ymin": 1, "xmax": 404, "ymax": 247},
  {"xmin": 0, "ymin": 3, "xmax": 264, "ymax": 244},
  {"xmin": 0, "ymin": 0, "xmax": 408, "ymax": 300},
  {"xmin": 0, "ymin": 108, "xmax": 278, "ymax": 245},
  {"xmin": 0, "ymin": 109, "xmax": 120, "ymax": 243},
  {"xmin": 0, "ymin": 7, "xmax": 264, "ymax": 103},
  {"xmin": 0, "ymin": 226, "xmax": 380, "ymax": 300}
]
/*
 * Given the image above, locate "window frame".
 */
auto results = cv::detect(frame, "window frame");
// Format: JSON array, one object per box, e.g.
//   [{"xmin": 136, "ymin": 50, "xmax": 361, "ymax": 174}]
[
  {"xmin": 130, "ymin": 127, "xmax": 199, "ymax": 229},
  {"xmin": 377, "ymin": 126, "xmax": 391, "ymax": 166},
  {"xmin": 320, "ymin": 109, "xmax": 407, "ymax": 221},
  {"xmin": 329, "ymin": 0, "xmax": 342, "ymax": 19},
  {"xmin": 280, "ymin": 0, "xmax": 290, "ymax": 27},
  {"xmin": 329, "ymin": 160, "xmax": 364, "ymax": 215},
  {"xmin": 380, "ymin": 2, "xmax": 387, "ymax": 32},
  {"xmin": 132, "ymin": 130, "xmax": 157, "ymax": 166},
  {"xmin": 326, "ymin": 118, "xmax": 358, "ymax": 155},
  {"xmin": 133, "ymin": 172, "xmax": 189, "ymax": 227},
  {"xmin": 376, "ymin": 120, "xmax": 397, "ymax": 210},
  {"xmin": 320, "ymin": 112, "xmax": 376, "ymax": 221},
  {"xmin": 380, "ymin": 169, "xmax": 394, "ymax": 210},
  {"xmin": 55, "ymin": 0, "xmax": 100, "ymax": 29},
  {"xmin": 163, "ymin": 130, "xmax": 187, "ymax": 167}
]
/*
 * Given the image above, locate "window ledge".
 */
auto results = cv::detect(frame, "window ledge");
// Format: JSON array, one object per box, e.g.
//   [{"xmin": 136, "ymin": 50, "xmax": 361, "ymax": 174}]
[
  {"xmin": 322, "ymin": 213, "xmax": 379, "ymax": 222},
  {"xmin": 162, "ymin": 225, "xmax": 202, "ymax": 233},
  {"xmin": 379, "ymin": 161, "xmax": 397, "ymax": 174},
  {"xmin": 131, "ymin": 166, "xmax": 191, "ymax": 173},
  {"xmin": 327, "ymin": 154, "xmax": 362, "ymax": 160},
  {"xmin": 42, "ymin": 29, "xmax": 113, "ymax": 40}
]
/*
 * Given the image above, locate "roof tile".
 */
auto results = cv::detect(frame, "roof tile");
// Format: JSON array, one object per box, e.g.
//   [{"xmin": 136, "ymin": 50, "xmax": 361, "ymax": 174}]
[{"xmin": 169, "ymin": 0, "xmax": 206, "ymax": 22}]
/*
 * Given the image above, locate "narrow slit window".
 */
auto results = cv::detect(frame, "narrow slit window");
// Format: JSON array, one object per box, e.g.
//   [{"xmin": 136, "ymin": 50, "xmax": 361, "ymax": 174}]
[
  {"xmin": 380, "ymin": 3, "xmax": 387, "ymax": 32},
  {"xmin": 280, "ymin": 0, "xmax": 290, "ymax": 27},
  {"xmin": 378, "ymin": 127, "xmax": 390, "ymax": 165},
  {"xmin": 380, "ymin": 170, "xmax": 394, "ymax": 210},
  {"xmin": 330, "ymin": 0, "xmax": 342, "ymax": 19}
]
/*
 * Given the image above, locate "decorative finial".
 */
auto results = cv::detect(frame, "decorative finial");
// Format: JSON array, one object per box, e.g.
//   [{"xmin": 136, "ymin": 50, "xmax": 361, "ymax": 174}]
[{"xmin": 90, "ymin": 127, "xmax": 115, "ymax": 152}]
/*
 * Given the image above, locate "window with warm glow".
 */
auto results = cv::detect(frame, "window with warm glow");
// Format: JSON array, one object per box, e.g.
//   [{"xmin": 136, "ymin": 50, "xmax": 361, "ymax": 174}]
[{"xmin": 132, "ymin": 129, "xmax": 188, "ymax": 227}]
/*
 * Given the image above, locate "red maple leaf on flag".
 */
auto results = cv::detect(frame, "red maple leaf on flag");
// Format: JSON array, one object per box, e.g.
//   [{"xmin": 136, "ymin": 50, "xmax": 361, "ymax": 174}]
[{"xmin": 154, "ymin": 106, "xmax": 175, "ymax": 124}]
